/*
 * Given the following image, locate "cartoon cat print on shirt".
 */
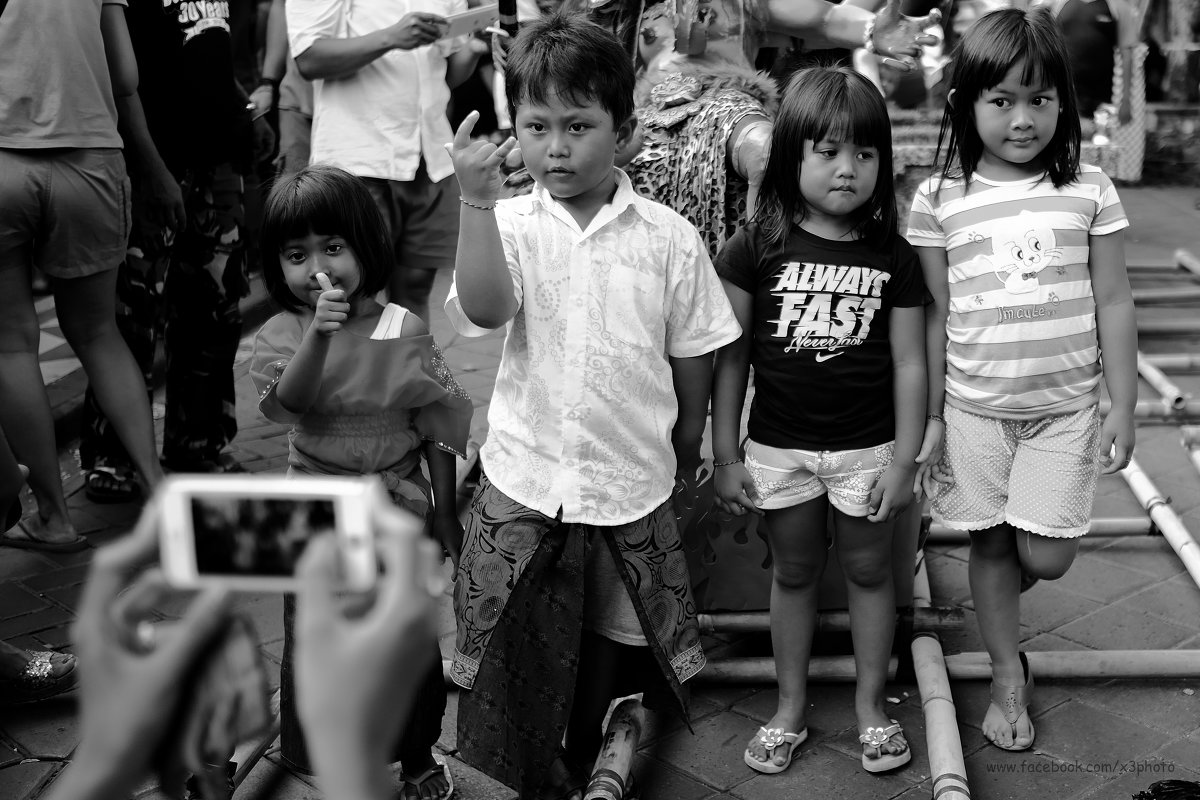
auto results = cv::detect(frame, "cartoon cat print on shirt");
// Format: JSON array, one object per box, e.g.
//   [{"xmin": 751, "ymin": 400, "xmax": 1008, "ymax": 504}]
[{"xmin": 989, "ymin": 211, "xmax": 1063, "ymax": 295}]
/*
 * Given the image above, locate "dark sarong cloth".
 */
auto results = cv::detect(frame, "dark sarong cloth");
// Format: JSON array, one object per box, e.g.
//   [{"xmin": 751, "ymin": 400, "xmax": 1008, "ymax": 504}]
[{"xmin": 453, "ymin": 475, "xmax": 705, "ymax": 798}]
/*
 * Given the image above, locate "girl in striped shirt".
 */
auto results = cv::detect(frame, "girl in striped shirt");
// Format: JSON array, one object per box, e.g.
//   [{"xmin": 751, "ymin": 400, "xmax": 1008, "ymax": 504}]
[{"xmin": 907, "ymin": 7, "xmax": 1137, "ymax": 752}]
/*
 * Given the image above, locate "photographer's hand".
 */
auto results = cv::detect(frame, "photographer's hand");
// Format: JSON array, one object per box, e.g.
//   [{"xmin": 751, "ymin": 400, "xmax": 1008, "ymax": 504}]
[
  {"xmin": 45, "ymin": 499, "xmax": 233, "ymax": 800},
  {"xmin": 296, "ymin": 503, "xmax": 443, "ymax": 800}
]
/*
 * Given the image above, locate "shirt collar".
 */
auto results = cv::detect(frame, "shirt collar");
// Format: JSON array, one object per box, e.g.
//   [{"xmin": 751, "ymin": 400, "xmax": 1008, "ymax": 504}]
[{"xmin": 528, "ymin": 168, "xmax": 651, "ymax": 229}]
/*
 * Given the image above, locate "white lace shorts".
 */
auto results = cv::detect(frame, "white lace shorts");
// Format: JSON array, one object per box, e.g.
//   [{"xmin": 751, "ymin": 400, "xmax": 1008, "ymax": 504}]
[
  {"xmin": 932, "ymin": 404, "xmax": 1101, "ymax": 538},
  {"xmin": 743, "ymin": 439, "xmax": 895, "ymax": 517}
]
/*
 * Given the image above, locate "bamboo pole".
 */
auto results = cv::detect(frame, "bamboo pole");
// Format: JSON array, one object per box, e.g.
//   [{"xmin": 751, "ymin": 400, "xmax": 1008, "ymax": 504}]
[
  {"xmin": 695, "ymin": 649, "xmax": 1200, "ymax": 682},
  {"xmin": 1120, "ymin": 457, "xmax": 1200, "ymax": 591},
  {"xmin": 910, "ymin": 556, "xmax": 972, "ymax": 799},
  {"xmin": 924, "ymin": 516, "xmax": 1153, "ymax": 543},
  {"xmin": 696, "ymin": 655, "xmax": 899, "ymax": 683},
  {"xmin": 1131, "ymin": 286, "xmax": 1200, "ymax": 304},
  {"xmin": 1141, "ymin": 353, "xmax": 1200, "ymax": 371},
  {"xmin": 1184, "ymin": 428, "xmax": 1200, "ymax": 481},
  {"xmin": 1176, "ymin": 248, "xmax": 1200, "ymax": 278},
  {"xmin": 697, "ymin": 606, "xmax": 965, "ymax": 634},
  {"xmin": 912, "ymin": 634, "xmax": 971, "ymax": 800},
  {"xmin": 585, "ymin": 697, "xmax": 645, "ymax": 800},
  {"xmin": 942, "ymin": 650, "xmax": 1200, "ymax": 679},
  {"xmin": 1138, "ymin": 352, "xmax": 1189, "ymax": 410},
  {"xmin": 1099, "ymin": 398, "xmax": 1200, "ymax": 419},
  {"xmin": 1135, "ymin": 319, "xmax": 1200, "ymax": 336}
]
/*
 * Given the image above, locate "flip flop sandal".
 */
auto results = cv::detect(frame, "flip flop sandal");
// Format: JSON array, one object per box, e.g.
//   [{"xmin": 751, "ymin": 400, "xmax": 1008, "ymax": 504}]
[
  {"xmin": 85, "ymin": 463, "xmax": 141, "ymax": 504},
  {"xmin": 859, "ymin": 720, "xmax": 912, "ymax": 773},
  {"xmin": 401, "ymin": 755, "xmax": 454, "ymax": 800},
  {"xmin": 0, "ymin": 650, "xmax": 79, "ymax": 705},
  {"xmin": 0, "ymin": 521, "xmax": 89, "ymax": 553},
  {"xmin": 986, "ymin": 651, "xmax": 1035, "ymax": 751},
  {"xmin": 744, "ymin": 726, "xmax": 808, "ymax": 774}
]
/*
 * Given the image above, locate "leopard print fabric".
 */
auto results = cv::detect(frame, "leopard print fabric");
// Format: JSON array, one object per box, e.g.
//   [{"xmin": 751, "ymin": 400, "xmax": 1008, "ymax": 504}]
[{"xmin": 626, "ymin": 84, "xmax": 766, "ymax": 257}]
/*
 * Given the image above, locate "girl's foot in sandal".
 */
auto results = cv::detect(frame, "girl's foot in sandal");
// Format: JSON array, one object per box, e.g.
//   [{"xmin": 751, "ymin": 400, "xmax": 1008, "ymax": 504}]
[
  {"xmin": 84, "ymin": 459, "xmax": 142, "ymax": 504},
  {"xmin": 859, "ymin": 720, "xmax": 911, "ymax": 773},
  {"xmin": 983, "ymin": 652, "xmax": 1035, "ymax": 750},
  {"xmin": 400, "ymin": 753, "xmax": 454, "ymax": 800},
  {"xmin": 744, "ymin": 725, "xmax": 808, "ymax": 774}
]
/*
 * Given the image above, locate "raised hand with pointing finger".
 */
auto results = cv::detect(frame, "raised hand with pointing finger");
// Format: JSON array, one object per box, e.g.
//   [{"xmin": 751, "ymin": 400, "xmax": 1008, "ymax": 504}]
[{"xmin": 446, "ymin": 110, "xmax": 518, "ymax": 209}]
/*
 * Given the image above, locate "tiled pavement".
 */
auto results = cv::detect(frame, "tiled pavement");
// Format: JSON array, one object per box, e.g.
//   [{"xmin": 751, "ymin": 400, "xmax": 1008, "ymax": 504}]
[{"xmin": 3, "ymin": 187, "xmax": 1200, "ymax": 799}]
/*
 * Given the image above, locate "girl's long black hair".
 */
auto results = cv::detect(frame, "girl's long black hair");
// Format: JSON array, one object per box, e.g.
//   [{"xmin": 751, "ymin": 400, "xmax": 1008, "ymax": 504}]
[
  {"xmin": 754, "ymin": 66, "xmax": 897, "ymax": 248},
  {"xmin": 259, "ymin": 165, "xmax": 392, "ymax": 313},
  {"xmin": 933, "ymin": 6, "xmax": 1081, "ymax": 190}
]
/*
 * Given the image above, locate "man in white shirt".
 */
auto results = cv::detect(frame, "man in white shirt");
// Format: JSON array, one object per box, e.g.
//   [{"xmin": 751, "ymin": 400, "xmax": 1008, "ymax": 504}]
[{"xmin": 287, "ymin": 0, "xmax": 484, "ymax": 321}]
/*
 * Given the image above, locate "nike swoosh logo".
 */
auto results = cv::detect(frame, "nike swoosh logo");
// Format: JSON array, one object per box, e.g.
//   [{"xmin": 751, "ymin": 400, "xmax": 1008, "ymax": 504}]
[{"xmin": 814, "ymin": 351, "xmax": 843, "ymax": 362}]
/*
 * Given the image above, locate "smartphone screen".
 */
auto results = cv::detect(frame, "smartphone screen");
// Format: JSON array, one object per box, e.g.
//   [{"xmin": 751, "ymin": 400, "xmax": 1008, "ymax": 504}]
[{"xmin": 190, "ymin": 495, "xmax": 336, "ymax": 578}]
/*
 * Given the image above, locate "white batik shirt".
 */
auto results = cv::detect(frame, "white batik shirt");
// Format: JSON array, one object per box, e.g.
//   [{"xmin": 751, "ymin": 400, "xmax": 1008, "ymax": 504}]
[{"xmin": 446, "ymin": 170, "xmax": 740, "ymax": 525}]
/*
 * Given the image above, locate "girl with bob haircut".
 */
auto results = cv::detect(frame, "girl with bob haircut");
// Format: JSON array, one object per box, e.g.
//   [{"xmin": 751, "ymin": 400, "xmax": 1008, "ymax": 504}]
[
  {"xmin": 753, "ymin": 66, "xmax": 898, "ymax": 249},
  {"xmin": 251, "ymin": 164, "xmax": 473, "ymax": 800},
  {"xmin": 908, "ymin": 7, "xmax": 1137, "ymax": 753},
  {"xmin": 713, "ymin": 66, "xmax": 928, "ymax": 776},
  {"xmin": 258, "ymin": 164, "xmax": 392, "ymax": 313}
]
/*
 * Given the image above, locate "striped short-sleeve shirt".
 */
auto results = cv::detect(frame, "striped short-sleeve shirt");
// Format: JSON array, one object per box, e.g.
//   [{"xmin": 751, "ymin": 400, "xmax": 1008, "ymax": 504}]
[{"xmin": 907, "ymin": 166, "xmax": 1128, "ymax": 419}]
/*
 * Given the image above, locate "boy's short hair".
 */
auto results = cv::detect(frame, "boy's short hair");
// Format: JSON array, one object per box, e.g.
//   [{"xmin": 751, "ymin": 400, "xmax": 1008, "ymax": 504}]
[{"xmin": 504, "ymin": 12, "xmax": 635, "ymax": 128}]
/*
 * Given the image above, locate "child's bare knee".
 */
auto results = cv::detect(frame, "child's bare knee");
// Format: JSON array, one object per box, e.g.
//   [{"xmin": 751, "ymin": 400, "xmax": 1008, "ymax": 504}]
[
  {"xmin": 773, "ymin": 558, "xmax": 823, "ymax": 590},
  {"xmin": 840, "ymin": 554, "xmax": 891, "ymax": 589}
]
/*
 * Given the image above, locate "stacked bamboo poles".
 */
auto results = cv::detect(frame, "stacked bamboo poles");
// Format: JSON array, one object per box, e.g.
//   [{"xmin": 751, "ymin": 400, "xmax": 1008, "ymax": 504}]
[
  {"xmin": 911, "ymin": 556, "xmax": 971, "ymax": 800},
  {"xmin": 1120, "ymin": 456, "xmax": 1200, "ymax": 591}
]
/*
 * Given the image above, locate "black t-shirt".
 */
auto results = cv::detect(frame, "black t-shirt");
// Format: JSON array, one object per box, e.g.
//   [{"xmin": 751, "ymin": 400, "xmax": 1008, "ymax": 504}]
[
  {"xmin": 126, "ymin": 0, "xmax": 252, "ymax": 172},
  {"xmin": 715, "ymin": 223, "xmax": 929, "ymax": 450}
]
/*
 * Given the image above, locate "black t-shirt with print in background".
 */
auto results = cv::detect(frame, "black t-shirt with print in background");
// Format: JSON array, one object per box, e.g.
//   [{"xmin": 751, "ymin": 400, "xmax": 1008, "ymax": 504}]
[
  {"xmin": 126, "ymin": 0, "xmax": 253, "ymax": 173},
  {"xmin": 715, "ymin": 223, "xmax": 929, "ymax": 451}
]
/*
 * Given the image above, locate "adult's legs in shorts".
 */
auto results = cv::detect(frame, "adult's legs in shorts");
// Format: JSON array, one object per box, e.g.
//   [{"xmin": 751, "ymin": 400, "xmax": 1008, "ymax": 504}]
[
  {"xmin": 834, "ymin": 510, "xmax": 906, "ymax": 759},
  {"xmin": 745, "ymin": 497, "xmax": 829, "ymax": 769},
  {"xmin": 79, "ymin": 214, "xmax": 169, "ymax": 481},
  {"xmin": 0, "ymin": 259, "xmax": 77, "ymax": 541}
]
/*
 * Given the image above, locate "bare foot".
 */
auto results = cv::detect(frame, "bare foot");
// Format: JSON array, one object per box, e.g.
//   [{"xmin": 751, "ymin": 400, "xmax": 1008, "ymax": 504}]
[{"xmin": 17, "ymin": 513, "xmax": 79, "ymax": 545}]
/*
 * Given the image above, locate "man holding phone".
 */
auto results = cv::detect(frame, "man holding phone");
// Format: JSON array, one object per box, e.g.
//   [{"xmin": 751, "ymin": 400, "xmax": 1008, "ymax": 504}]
[{"xmin": 286, "ymin": 0, "xmax": 487, "ymax": 323}]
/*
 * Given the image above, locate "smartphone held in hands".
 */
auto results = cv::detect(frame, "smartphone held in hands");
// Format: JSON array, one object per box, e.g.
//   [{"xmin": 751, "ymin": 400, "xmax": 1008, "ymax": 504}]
[
  {"xmin": 158, "ymin": 474, "xmax": 379, "ymax": 592},
  {"xmin": 440, "ymin": 3, "xmax": 500, "ymax": 40}
]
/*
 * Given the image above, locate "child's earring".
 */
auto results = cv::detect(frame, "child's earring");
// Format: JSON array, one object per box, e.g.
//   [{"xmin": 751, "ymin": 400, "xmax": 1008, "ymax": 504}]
[{"xmin": 946, "ymin": 89, "xmax": 956, "ymax": 109}]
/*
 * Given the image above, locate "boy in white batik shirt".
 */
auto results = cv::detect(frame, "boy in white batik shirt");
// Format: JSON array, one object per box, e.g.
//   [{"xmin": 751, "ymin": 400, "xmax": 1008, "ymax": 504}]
[{"xmin": 443, "ymin": 14, "xmax": 740, "ymax": 800}]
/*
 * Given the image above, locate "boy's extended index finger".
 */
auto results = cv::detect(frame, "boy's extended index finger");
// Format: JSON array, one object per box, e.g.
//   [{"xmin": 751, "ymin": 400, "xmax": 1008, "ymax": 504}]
[{"xmin": 452, "ymin": 111, "xmax": 480, "ymax": 152}]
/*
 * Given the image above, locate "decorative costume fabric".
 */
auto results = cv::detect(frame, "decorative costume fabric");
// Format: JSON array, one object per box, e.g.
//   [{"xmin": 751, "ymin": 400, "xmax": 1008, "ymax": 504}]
[
  {"xmin": 626, "ymin": 63, "xmax": 776, "ymax": 257},
  {"xmin": 454, "ymin": 475, "xmax": 703, "ymax": 799}
]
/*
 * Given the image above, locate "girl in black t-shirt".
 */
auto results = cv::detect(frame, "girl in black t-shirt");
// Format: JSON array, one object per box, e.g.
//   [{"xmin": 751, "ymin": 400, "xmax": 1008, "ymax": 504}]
[{"xmin": 711, "ymin": 66, "xmax": 928, "ymax": 777}]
